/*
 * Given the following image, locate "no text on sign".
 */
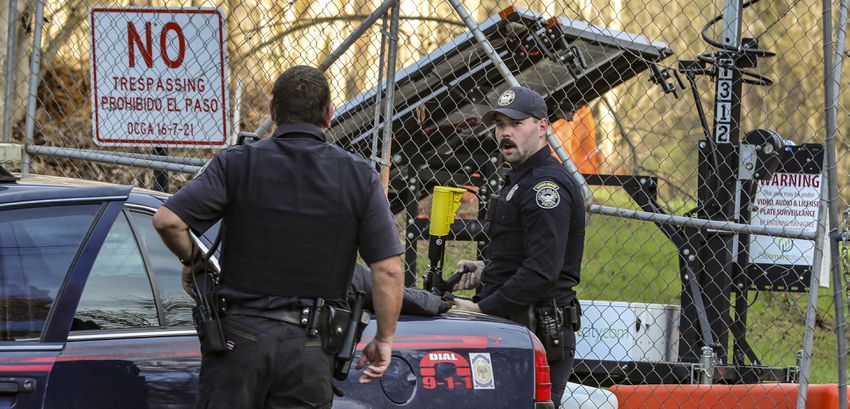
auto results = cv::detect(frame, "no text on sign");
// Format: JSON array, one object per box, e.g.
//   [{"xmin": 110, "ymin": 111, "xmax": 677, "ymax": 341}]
[{"xmin": 90, "ymin": 7, "xmax": 229, "ymax": 147}]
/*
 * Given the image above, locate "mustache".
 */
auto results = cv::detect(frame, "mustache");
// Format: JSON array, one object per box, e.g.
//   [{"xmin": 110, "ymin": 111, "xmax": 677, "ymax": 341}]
[{"xmin": 499, "ymin": 139, "xmax": 516, "ymax": 149}]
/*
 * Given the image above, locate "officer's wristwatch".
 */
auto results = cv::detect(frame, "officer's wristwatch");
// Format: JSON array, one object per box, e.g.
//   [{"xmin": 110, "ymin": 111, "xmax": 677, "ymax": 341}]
[{"xmin": 179, "ymin": 256, "xmax": 195, "ymax": 266}]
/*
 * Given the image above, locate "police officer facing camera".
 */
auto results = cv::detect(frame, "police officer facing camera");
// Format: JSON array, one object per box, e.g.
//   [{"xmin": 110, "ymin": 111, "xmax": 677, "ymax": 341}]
[
  {"xmin": 153, "ymin": 65, "xmax": 404, "ymax": 409},
  {"xmin": 452, "ymin": 86, "xmax": 585, "ymax": 406}
]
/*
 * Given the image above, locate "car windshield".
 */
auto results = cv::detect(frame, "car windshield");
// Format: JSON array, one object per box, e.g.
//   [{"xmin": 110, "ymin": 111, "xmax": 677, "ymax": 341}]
[{"xmin": 0, "ymin": 204, "xmax": 100, "ymax": 341}]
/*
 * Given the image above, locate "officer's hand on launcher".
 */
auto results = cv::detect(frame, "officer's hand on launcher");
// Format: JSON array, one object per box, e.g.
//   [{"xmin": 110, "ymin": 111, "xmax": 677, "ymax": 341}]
[
  {"xmin": 452, "ymin": 298, "xmax": 481, "ymax": 313},
  {"xmin": 453, "ymin": 260, "xmax": 484, "ymax": 291},
  {"xmin": 356, "ymin": 336, "xmax": 393, "ymax": 383}
]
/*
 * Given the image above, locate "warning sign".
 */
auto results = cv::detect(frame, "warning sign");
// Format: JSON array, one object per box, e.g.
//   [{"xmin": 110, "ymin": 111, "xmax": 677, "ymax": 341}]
[
  {"xmin": 89, "ymin": 7, "xmax": 228, "ymax": 147},
  {"xmin": 749, "ymin": 173, "xmax": 820, "ymax": 266}
]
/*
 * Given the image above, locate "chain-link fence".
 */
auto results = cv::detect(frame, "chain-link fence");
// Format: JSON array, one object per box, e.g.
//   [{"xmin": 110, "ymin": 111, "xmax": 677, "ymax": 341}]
[{"xmin": 1, "ymin": 0, "xmax": 849, "ymax": 407}]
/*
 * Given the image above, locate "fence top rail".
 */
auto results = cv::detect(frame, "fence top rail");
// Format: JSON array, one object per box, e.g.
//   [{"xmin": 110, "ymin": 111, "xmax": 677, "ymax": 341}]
[
  {"xmin": 592, "ymin": 204, "xmax": 818, "ymax": 240},
  {"xmin": 27, "ymin": 145, "xmax": 203, "ymax": 174}
]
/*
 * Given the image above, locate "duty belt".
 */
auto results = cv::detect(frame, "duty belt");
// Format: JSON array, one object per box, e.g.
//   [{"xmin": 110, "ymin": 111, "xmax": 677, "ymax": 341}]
[{"xmin": 226, "ymin": 305, "xmax": 310, "ymax": 327}]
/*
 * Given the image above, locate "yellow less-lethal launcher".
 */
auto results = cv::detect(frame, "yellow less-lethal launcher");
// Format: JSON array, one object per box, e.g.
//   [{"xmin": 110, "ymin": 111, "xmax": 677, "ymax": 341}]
[{"xmin": 424, "ymin": 186, "xmax": 468, "ymax": 296}]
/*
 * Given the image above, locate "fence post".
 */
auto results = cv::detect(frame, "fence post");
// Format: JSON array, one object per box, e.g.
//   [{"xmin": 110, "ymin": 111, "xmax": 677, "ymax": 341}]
[
  {"xmin": 378, "ymin": 1, "xmax": 400, "ymax": 191},
  {"xmin": 153, "ymin": 147, "xmax": 169, "ymax": 192},
  {"xmin": 829, "ymin": 0, "xmax": 849, "ymax": 403},
  {"xmin": 2, "ymin": 0, "xmax": 19, "ymax": 143},
  {"xmin": 369, "ymin": 14, "xmax": 388, "ymax": 170},
  {"xmin": 796, "ymin": 179, "xmax": 830, "ymax": 409},
  {"xmin": 21, "ymin": 0, "xmax": 45, "ymax": 176}
]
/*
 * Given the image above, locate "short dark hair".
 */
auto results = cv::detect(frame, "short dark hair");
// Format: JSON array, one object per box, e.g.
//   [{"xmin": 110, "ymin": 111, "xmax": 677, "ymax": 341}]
[{"xmin": 271, "ymin": 65, "xmax": 331, "ymax": 127}]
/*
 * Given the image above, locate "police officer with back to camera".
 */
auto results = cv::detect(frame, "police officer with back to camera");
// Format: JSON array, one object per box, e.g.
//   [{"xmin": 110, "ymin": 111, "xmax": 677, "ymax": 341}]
[
  {"xmin": 153, "ymin": 65, "xmax": 404, "ymax": 409},
  {"xmin": 452, "ymin": 86, "xmax": 585, "ymax": 406}
]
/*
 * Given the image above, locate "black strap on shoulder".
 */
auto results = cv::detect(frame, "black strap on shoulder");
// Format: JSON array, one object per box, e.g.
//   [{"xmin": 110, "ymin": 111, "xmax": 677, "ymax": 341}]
[{"xmin": 205, "ymin": 225, "xmax": 223, "ymax": 263}]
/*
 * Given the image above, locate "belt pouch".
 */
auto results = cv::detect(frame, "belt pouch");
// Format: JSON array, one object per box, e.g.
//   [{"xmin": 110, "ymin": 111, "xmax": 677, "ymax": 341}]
[
  {"xmin": 320, "ymin": 305, "xmax": 352, "ymax": 355},
  {"xmin": 565, "ymin": 304, "xmax": 582, "ymax": 332}
]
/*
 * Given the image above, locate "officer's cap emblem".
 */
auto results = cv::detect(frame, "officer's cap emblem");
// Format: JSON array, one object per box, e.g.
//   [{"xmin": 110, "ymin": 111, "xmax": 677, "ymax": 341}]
[
  {"xmin": 497, "ymin": 90, "xmax": 516, "ymax": 106},
  {"xmin": 534, "ymin": 181, "xmax": 560, "ymax": 209}
]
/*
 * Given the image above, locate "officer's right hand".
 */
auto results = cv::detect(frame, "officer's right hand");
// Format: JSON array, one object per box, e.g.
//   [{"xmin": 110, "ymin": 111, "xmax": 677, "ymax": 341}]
[
  {"xmin": 180, "ymin": 257, "xmax": 209, "ymax": 301},
  {"xmin": 453, "ymin": 260, "xmax": 485, "ymax": 291},
  {"xmin": 181, "ymin": 266, "xmax": 198, "ymax": 300},
  {"xmin": 356, "ymin": 337, "xmax": 393, "ymax": 383}
]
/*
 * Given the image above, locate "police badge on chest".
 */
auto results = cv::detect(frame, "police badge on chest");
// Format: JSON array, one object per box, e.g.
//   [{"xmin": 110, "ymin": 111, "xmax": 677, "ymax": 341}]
[{"xmin": 505, "ymin": 184, "xmax": 519, "ymax": 202}]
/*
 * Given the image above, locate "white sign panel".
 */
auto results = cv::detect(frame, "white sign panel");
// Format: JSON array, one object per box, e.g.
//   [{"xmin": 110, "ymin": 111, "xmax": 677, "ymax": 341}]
[
  {"xmin": 576, "ymin": 301, "xmax": 635, "ymax": 361},
  {"xmin": 575, "ymin": 300, "xmax": 680, "ymax": 362},
  {"xmin": 749, "ymin": 173, "xmax": 820, "ymax": 266},
  {"xmin": 90, "ymin": 7, "xmax": 228, "ymax": 147}
]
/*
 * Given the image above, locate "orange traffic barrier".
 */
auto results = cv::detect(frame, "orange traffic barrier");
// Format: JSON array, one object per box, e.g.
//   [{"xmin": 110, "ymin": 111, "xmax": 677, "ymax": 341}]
[{"xmin": 610, "ymin": 384, "xmax": 846, "ymax": 409}]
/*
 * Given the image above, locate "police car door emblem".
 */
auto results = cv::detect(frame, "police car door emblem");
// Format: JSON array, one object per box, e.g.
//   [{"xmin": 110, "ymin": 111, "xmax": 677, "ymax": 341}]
[
  {"xmin": 505, "ymin": 184, "xmax": 519, "ymax": 202},
  {"xmin": 497, "ymin": 90, "xmax": 515, "ymax": 106},
  {"xmin": 533, "ymin": 181, "xmax": 560, "ymax": 209}
]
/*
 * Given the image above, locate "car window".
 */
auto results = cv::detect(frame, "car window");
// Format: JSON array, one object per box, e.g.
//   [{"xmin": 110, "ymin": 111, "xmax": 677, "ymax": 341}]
[
  {"xmin": 0, "ymin": 204, "xmax": 100, "ymax": 341},
  {"xmin": 74, "ymin": 212, "xmax": 158, "ymax": 330},
  {"xmin": 129, "ymin": 211, "xmax": 193, "ymax": 327}
]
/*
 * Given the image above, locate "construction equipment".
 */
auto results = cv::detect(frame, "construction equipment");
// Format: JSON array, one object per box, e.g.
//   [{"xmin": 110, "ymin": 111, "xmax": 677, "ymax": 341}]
[
  {"xmin": 328, "ymin": 7, "xmax": 673, "ymax": 286},
  {"xmin": 330, "ymin": 4, "xmax": 811, "ymax": 387}
]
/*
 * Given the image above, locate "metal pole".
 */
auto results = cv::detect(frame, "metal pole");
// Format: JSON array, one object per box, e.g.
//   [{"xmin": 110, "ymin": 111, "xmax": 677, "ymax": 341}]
[
  {"xmin": 447, "ymin": 0, "xmax": 592, "ymax": 210},
  {"xmin": 796, "ymin": 178, "xmax": 829, "ymax": 409},
  {"xmin": 30, "ymin": 146, "xmax": 208, "ymax": 166},
  {"xmin": 152, "ymin": 147, "xmax": 169, "ymax": 192},
  {"xmin": 27, "ymin": 145, "xmax": 202, "ymax": 174},
  {"xmin": 231, "ymin": 80, "xmax": 242, "ymax": 145},
  {"xmin": 316, "ymin": 0, "xmax": 396, "ymax": 73},
  {"xmin": 720, "ymin": 0, "xmax": 743, "ymax": 46},
  {"xmin": 3, "ymin": 0, "xmax": 19, "ymax": 143},
  {"xmin": 21, "ymin": 0, "xmax": 44, "ymax": 176},
  {"xmin": 794, "ymin": 0, "xmax": 838, "ymax": 406},
  {"xmin": 379, "ymin": 1, "xmax": 400, "ymax": 191},
  {"xmin": 590, "ymin": 204, "xmax": 818, "ymax": 240},
  {"xmin": 715, "ymin": 0, "xmax": 744, "ymax": 367},
  {"xmin": 369, "ymin": 14, "xmax": 388, "ymax": 169},
  {"xmin": 830, "ymin": 0, "xmax": 849, "ymax": 403},
  {"xmin": 253, "ymin": 0, "xmax": 398, "ymax": 137}
]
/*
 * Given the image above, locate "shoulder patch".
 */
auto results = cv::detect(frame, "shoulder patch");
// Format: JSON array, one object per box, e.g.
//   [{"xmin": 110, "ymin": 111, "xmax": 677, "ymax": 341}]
[
  {"xmin": 533, "ymin": 180, "xmax": 560, "ymax": 209},
  {"xmin": 533, "ymin": 181, "xmax": 559, "ymax": 191}
]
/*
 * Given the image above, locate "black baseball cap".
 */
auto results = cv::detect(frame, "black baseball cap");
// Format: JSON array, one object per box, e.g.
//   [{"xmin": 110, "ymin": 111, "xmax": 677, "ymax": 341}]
[{"xmin": 482, "ymin": 86, "xmax": 548, "ymax": 123}]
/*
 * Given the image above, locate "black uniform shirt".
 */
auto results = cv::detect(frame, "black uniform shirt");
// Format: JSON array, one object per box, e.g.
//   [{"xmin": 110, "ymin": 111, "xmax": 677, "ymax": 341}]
[
  {"xmin": 163, "ymin": 122, "xmax": 403, "ymax": 308},
  {"xmin": 477, "ymin": 147, "xmax": 585, "ymax": 318}
]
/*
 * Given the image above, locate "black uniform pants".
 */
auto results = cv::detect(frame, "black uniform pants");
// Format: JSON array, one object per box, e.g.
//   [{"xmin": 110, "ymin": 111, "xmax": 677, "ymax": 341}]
[
  {"xmin": 195, "ymin": 314, "xmax": 335, "ymax": 409},
  {"xmin": 549, "ymin": 328, "xmax": 576, "ymax": 408}
]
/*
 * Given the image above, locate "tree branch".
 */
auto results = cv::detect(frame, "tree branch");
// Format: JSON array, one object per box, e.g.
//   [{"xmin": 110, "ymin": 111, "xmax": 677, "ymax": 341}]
[{"xmin": 230, "ymin": 15, "xmax": 464, "ymax": 66}]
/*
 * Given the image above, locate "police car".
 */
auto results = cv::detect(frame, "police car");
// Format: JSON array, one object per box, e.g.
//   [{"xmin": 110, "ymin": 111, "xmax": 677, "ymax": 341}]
[{"xmin": 0, "ymin": 170, "xmax": 555, "ymax": 409}]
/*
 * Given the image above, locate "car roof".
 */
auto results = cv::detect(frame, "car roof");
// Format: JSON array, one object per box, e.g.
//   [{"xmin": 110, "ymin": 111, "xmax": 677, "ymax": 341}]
[{"xmin": 0, "ymin": 173, "xmax": 168, "ymax": 206}]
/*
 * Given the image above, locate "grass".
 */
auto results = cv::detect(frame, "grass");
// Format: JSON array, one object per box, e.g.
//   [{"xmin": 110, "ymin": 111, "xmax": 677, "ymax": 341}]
[{"xmin": 415, "ymin": 188, "xmax": 848, "ymax": 384}]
